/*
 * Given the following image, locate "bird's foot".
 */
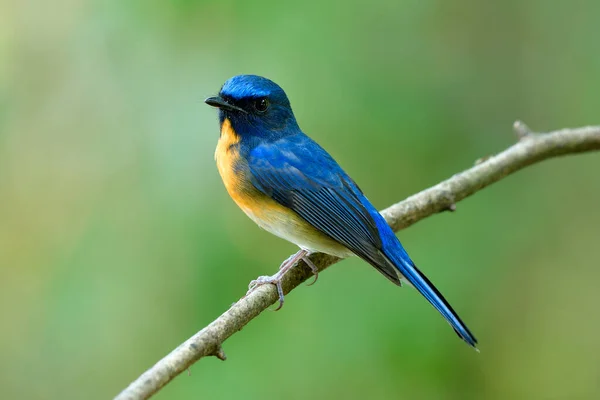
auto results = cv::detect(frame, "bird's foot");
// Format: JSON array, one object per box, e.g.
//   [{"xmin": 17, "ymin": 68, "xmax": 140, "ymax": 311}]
[
  {"xmin": 247, "ymin": 274, "xmax": 286, "ymax": 310},
  {"xmin": 246, "ymin": 249, "xmax": 316, "ymax": 310}
]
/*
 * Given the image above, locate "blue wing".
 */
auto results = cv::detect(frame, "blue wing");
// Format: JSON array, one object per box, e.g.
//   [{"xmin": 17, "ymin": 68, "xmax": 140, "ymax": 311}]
[
  {"xmin": 247, "ymin": 134, "xmax": 478, "ymax": 348},
  {"xmin": 248, "ymin": 134, "xmax": 401, "ymax": 284}
]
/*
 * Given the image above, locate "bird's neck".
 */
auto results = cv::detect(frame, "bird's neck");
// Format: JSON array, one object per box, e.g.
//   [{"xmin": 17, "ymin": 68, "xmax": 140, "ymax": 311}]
[{"xmin": 224, "ymin": 114, "xmax": 300, "ymax": 143}]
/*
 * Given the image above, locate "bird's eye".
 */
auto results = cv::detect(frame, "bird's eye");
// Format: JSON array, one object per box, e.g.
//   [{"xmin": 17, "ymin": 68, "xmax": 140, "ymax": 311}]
[{"xmin": 254, "ymin": 98, "xmax": 269, "ymax": 112}]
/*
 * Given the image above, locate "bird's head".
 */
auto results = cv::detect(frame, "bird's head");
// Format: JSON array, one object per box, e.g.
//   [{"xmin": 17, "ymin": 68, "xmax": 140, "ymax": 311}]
[{"xmin": 205, "ymin": 75, "xmax": 299, "ymax": 139}]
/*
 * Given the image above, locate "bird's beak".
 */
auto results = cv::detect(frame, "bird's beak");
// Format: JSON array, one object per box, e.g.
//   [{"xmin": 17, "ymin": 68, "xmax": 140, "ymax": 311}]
[{"xmin": 204, "ymin": 96, "xmax": 247, "ymax": 113}]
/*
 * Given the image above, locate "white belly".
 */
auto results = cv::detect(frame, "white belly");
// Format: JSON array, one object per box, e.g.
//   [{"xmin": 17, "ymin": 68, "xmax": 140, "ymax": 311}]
[{"xmin": 243, "ymin": 203, "xmax": 355, "ymax": 259}]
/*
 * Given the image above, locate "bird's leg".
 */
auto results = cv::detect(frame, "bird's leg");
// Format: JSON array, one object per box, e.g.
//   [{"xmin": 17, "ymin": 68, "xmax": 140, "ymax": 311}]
[
  {"xmin": 247, "ymin": 249, "xmax": 317, "ymax": 310},
  {"xmin": 302, "ymin": 254, "xmax": 319, "ymax": 286}
]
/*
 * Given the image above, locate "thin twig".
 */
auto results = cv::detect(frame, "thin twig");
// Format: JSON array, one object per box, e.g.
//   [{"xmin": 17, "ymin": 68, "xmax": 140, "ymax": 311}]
[{"xmin": 115, "ymin": 123, "xmax": 600, "ymax": 400}]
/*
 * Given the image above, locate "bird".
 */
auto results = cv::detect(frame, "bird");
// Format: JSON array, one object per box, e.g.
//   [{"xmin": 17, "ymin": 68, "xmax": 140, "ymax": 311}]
[{"xmin": 205, "ymin": 75, "xmax": 478, "ymax": 348}]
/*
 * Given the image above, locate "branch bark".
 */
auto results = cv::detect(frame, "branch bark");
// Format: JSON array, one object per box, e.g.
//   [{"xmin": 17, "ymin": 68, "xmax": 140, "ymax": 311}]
[{"xmin": 115, "ymin": 122, "xmax": 600, "ymax": 400}]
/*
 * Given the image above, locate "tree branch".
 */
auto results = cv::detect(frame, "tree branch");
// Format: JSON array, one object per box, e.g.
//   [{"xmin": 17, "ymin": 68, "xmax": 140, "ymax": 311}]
[{"xmin": 115, "ymin": 122, "xmax": 600, "ymax": 400}]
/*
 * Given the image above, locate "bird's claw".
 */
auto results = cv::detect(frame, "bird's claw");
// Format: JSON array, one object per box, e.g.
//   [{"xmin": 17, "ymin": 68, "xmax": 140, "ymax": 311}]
[
  {"xmin": 303, "ymin": 256, "xmax": 319, "ymax": 286},
  {"xmin": 245, "ymin": 249, "xmax": 317, "ymax": 311},
  {"xmin": 247, "ymin": 275, "xmax": 285, "ymax": 310}
]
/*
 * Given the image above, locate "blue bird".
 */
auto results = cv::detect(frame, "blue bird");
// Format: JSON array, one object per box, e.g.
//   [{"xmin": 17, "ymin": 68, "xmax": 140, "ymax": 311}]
[{"xmin": 205, "ymin": 75, "xmax": 478, "ymax": 348}]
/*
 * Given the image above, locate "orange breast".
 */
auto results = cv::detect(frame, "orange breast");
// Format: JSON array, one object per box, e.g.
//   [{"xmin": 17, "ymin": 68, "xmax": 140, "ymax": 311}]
[{"xmin": 214, "ymin": 119, "xmax": 283, "ymax": 221}]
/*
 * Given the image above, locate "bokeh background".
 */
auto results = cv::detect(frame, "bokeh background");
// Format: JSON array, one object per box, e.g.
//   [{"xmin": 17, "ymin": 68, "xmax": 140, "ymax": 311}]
[{"xmin": 2, "ymin": 1, "xmax": 600, "ymax": 399}]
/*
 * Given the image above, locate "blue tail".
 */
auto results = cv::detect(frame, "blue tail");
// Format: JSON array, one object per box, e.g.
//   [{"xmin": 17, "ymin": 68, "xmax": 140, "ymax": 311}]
[{"xmin": 384, "ymin": 243, "xmax": 478, "ymax": 349}]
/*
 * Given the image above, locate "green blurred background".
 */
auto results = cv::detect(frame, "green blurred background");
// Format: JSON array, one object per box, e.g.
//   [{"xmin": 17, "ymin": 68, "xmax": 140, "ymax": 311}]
[{"xmin": 2, "ymin": 1, "xmax": 600, "ymax": 399}]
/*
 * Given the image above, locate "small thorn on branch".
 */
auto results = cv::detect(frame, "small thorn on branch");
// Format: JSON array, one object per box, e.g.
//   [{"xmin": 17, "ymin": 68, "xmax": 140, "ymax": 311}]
[
  {"xmin": 474, "ymin": 155, "xmax": 492, "ymax": 165},
  {"xmin": 213, "ymin": 346, "xmax": 227, "ymax": 361},
  {"xmin": 439, "ymin": 190, "xmax": 457, "ymax": 212},
  {"xmin": 513, "ymin": 120, "xmax": 532, "ymax": 140}
]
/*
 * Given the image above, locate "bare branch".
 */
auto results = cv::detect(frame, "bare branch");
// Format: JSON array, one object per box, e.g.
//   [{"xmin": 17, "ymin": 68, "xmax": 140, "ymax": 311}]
[{"xmin": 115, "ymin": 123, "xmax": 600, "ymax": 400}]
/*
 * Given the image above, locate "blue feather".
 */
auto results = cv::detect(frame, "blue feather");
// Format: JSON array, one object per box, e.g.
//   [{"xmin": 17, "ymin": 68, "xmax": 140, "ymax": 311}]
[{"xmin": 369, "ymin": 206, "xmax": 478, "ymax": 347}]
